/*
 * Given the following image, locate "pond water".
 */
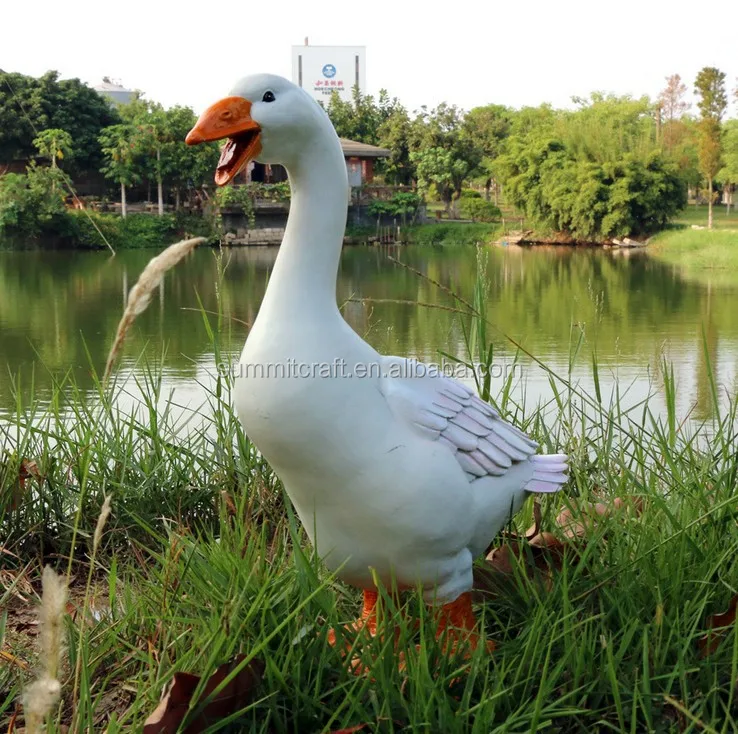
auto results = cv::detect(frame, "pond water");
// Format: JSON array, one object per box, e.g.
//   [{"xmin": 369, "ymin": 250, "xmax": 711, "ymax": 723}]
[{"xmin": 1, "ymin": 244, "xmax": 736, "ymax": 427}]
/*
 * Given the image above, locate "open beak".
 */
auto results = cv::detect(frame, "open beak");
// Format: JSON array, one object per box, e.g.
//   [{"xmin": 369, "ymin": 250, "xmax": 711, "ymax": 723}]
[{"xmin": 186, "ymin": 96, "xmax": 262, "ymax": 186}]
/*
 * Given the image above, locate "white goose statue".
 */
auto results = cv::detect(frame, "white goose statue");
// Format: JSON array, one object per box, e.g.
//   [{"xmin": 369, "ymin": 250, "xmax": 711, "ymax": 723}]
[{"xmin": 186, "ymin": 74, "xmax": 568, "ymax": 653}]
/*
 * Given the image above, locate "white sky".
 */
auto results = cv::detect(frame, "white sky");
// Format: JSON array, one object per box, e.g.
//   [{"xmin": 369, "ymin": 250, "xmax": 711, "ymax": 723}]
[{"xmin": 3, "ymin": 0, "xmax": 737, "ymax": 117}]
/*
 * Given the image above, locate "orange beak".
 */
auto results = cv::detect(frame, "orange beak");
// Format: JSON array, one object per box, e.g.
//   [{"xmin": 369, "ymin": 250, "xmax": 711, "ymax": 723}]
[{"xmin": 186, "ymin": 96, "xmax": 262, "ymax": 186}]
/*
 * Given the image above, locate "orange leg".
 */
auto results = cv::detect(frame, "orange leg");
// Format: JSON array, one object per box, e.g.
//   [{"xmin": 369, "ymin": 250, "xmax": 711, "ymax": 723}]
[
  {"xmin": 397, "ymin": 593, "xmax": 494, "ymax": 676},
  {"xmin": 327, "ymin": 588, "xmax": 379, "ymax": 647},
  {"xmin": 434, "ymin": 592, "xmax": 495, "ymax": 655}
]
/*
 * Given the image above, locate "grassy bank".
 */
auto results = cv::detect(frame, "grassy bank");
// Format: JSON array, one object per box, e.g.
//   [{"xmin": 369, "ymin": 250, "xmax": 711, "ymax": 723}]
[
  {"xmin": 343, "ymin": 222, "xmax": 501, "ymax": 246},
  {"xmin": 0, "ymin": 210, "xmax": 215, "ymax": 250},
  {"xmin": 647, "ymin": 203, "xmax": 738, "ymax": 285},
  {"xmin": 65, "ymin": 211, "xmax": 215, "ymax": 249},
  {"xmin": 674, "ymin": 204, "xmax": 738, "ymax": 231},
  {"xmin": 647, "ymin": 228, "xmax": 738, "ymax": 286},
  {"xmin": 405, "ymin": 222, "xmax": 501, "ymax": 246},
  {"xmin": 3, "ymin": 212, "xmax": 500, "ymax": 251},
  {"xmin": 2, "ymin": 284, "xmax": 738, "ymax": 730}
]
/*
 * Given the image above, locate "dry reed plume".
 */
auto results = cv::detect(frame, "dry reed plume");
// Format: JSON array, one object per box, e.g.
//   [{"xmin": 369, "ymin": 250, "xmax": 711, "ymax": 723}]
[
  {"xmin": 23, "ymin": 567, "xmax": 68, "ymax": 734},
  {"xmin": 103, "ymin": 237, "xmax": 206, "ymax": 383},
  {"xmin": 92, "ymin": 494, "xmax": 113, "ymax": 555}
]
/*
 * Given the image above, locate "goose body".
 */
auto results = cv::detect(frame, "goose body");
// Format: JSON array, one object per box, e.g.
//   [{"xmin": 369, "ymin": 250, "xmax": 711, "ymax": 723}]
[{"xmin": 187, "ymin": 74, "xmax": 568, "ymax": 613}]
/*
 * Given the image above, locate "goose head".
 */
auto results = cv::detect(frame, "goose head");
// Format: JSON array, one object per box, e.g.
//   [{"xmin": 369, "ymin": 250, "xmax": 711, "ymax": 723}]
[{"xmin": 186, "ymin": 73, "xmax": 336, "ymax": 185}]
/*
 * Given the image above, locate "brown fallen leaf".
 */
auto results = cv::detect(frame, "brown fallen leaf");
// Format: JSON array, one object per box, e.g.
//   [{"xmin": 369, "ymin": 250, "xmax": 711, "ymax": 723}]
[
  {"xmin": 489, "ymin": 539, "xmax": 561, "ymax": 576},
  {"xmin": 66, "ymin": 597, "xmax": 111, "ymax": 628},
  {"xmin": 330, "ymin": 720, "xmax": 404, "ymax": 733},
  {"xmin": 556, "ymin": 495, "xmax": 643, "ymax": 539},
  {"xmin": 484, "ymin": 501, "xmax": 542, "ymax": 558},
  {"xmin": 474, "ymin": 495, "xmax": 641, "ymax": 597},
  {"xmin": 9, "ymin": 457, "xmax": 43, "ymax": 511},
  {"xmin": 0, "ymin": 650, "xmax": 29, "ymax": 671},
  {"xmin": 698, "ymin": 595, "xmax": 738, "ymax": 657},
  {"xmin": 11, "ymin": 619, "xmax": 39, "ymax": 635},
  {"xmin": 19, "ymin": 458, "xmax": 42, "ymax": 484},
  {"xmin": 0, "ymin": 569, "xmax": 34, "ymax": 602},
  {"xmin": 143, "ymin": 654, "xmax": 264, "ymax": 734},
  {"xmin": 661, "ymin": 695, "xmax": 688, "ymax": 730},
  {"xmin": 474, "ymin": 533, "xmax": 571, "ymax": 598},
  {"xmin": 220, "ymin": 491, "xmax": 238, "ymax": 517}
]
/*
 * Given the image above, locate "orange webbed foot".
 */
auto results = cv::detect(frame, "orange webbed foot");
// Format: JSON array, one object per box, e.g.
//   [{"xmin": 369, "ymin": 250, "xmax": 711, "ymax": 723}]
[
  {"xmin": 328, "ymin": 588, "xmax": 411, "ymax": 675},
  {"xmin": 434, "ymin": 592, "xmax": 496, "ymax": 657},
  {"xmin": 398, "ymin": 593, "xmax": 494, "ymax": 678},
  {"xmin": 326, "ymin": 589, "xmax": 494, "ymax": 676},
  {"xmin": 327, "ymin": 588, "xmax": 380, "ymax": 649}
]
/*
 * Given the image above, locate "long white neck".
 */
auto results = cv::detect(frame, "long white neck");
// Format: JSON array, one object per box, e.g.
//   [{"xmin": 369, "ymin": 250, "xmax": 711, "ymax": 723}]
[{"xmin": 258, "ymin": 128, "xmax": 348, "ymax": 318}]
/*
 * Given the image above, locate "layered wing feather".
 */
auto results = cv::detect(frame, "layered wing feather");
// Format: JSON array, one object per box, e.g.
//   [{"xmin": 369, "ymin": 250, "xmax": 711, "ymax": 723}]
[{"xmin": 378, "ymin": 356, "xmax": 566, "ymax": 486}]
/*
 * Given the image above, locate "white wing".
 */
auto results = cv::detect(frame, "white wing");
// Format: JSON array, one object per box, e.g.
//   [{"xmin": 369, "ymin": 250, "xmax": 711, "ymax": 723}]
[{"xmin": 378, "ymin": 356, "xmax": 568, "ymax": 489}]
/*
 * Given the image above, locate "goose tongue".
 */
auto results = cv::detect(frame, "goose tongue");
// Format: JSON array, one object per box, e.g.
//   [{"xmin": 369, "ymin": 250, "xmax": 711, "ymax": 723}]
[{"xmin": 217, "ymin": 138, "xmax": 239, "ymax": 171}]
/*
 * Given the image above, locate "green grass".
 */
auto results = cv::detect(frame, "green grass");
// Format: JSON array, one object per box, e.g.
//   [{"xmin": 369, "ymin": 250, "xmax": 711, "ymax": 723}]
[
  {"xmin": 674, "ymin": 204, "xmax": 738, "ymax": 231},
  {"xmin": 647, "ymin": 228, "xmax": 738, "ymax": 287},
  {"xmin": 406, "ymin": 222, "xmax": 501, "ymax": 246},
  {"xmin": 63, "ymin": 211, "xmax": 216, "ymax": 249},
  {"xmin": 2, "ymin": 273, "xmax": 738, "ymax": 732},
  {"xmin": 0, "ymin": 211, "xmax": 216, "ymax": 250},
  {"xmin": 644, "ymin": 203, "xmax": 738, "ymax": 287}
]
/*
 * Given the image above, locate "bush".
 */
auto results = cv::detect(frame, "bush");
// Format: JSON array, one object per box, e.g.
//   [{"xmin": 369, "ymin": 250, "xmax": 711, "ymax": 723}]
[
  {"xmin": 497, "ymin": 135, "xmax": 687, "ymax": 239},
  {"xmin": 63, "ymin": 211, "xmax": 216, "ymax": 249},
  {"xmin": 120, "ymin": 213, "xmax": 180, "ymax": 247},
  {"xmin": 459, "ymin": 198, "xmax": 501, "ymax": 222},
  {"xmin": 407, "ymin": 222, "xmax": 499, "ymax": 246},
  {"xmin": 0, "ymin": 168, "xmax": 216, "ymax": 248},
  {"xmin": 367, "ymin": 191, "xmax": 421, "ymax": 222},
  {"xmin": 459, "ymin": 189, "xmax": 482, "ymax": 199},
  {"xmin": 0, "ymin": 168, "xmax": 67, "ymax": 237},
  {"xmin": 60, "ymin": 211, "xmax": 178, "ymax": 248},
  {"xmin": 61, "ymin": 210, "xmax": 126, "ymax": 248}
]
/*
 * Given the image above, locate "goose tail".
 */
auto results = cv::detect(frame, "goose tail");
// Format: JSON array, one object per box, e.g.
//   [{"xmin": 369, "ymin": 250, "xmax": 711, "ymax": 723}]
[{"xmin": 524, "ymin": 454, "xmax": 569, "ymax": 494}]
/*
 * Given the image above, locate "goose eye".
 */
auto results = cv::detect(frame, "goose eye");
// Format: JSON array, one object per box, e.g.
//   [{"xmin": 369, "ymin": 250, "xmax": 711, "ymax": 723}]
[{"xmin": 262, "ymin": 91, "xmax": 275, "ymax": 103}]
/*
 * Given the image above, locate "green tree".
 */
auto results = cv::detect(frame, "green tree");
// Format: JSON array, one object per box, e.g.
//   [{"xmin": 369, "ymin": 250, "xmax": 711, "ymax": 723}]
[
  {"xmin": 694, "ymin": 67, "xmax": 728, "ymax": 228},
  {"xmin": 326, "ymin": 87, "xmax": 400, "ymax": 145},
  {"xmin": 122, "ymin": 99, "xmax": 171, "ymax": 215},
  {"xmin": 163, "ymin": 105, "xmax": 221, "ymax": 209},
  {"xmin": 377, "ymin": 105, "xmax": 415, "ymax": 185},
  {"xmin": 717, "ymin": 120, "xmax": 738, "ymax": 213},
  {"xmin": 495, "ymin": 96, "xmax": 685, "ymax": 239},
  {"xmin": 325, "ymin": 89, "xmax": 363, "ymax": 141},
  {"xmin": 411, "ymin": 103, "xmax": 481, "ymax": 212},
  {"xmin": 411, "ymin": 147, "xmax": 471, "ymax": 213},
  {"xmin": 559, "ymin": 93, "xmax": 659, "ymax": 163},
  {"xmin": 0, "ymin": 70, "xmax": 119, "ymax": 169},
  {"xmin": 31, "ymin": 128, "xmax": 73, "ymax": 196},
  {"xmin": 0, "ymin": 166, "xmax": 66, "ymax": 236},
  {"xmin": 327, "ymin": 87, "xmax": 420, "ymax": 185},
  {"xmin": 463, "ymin": 104, "xmax": 512, "ymax": 203},
  {"xmin": 116, "ymin": 100, "xmax": 220, "ymax": 213},
  {"xmin": 32, "ymin": 128, "xmax": 73, "ymax": 170},
  {"xmin": 98, "ymin": 124, "xmax": 140, "ymax": 217},
  {"xmin": 695, "ymin": 67, "xmax": 728, "ymax": 120}
]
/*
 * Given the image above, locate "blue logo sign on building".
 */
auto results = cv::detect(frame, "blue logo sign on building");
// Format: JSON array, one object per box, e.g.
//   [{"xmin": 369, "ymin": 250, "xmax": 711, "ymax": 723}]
[{"xmin": 322, "ymin": 64, "xmax": 337, "ymax": 79}]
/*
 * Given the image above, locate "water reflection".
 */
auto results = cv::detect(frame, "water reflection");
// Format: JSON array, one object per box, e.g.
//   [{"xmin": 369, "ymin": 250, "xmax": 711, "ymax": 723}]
[{"xmin": 0, "ymin": 244, "xmax": 736, "ymax": 423}]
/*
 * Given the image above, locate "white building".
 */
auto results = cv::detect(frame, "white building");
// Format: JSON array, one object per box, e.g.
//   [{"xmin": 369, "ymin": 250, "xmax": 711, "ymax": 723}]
[
  {"xmin": 93, "ymin": 78, "xmax": 135, "ymax": 106},
  {"xmin": 291, "ymin": 41, "xmax": 366, "ymax": 103}
]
